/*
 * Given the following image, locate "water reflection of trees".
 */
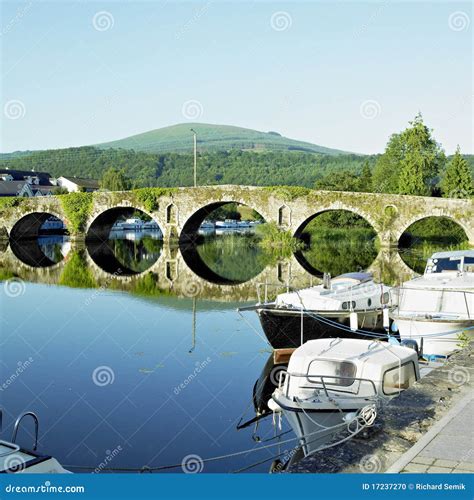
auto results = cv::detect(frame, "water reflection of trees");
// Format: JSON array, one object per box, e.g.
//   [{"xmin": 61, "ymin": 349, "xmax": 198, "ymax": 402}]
[
  {"xmin": 107, "ymin": 236, "xmax": 163, "ymax": 274},
  {"xmin": 398, "ymin": 217, "xmax": 469, "ymax": 275},
  {"xmin": 195, "ymin": 234, "xmax": 272, "ymax": 283},
  {"xmin": 297, "ymin": 212, "xmax": 379, "ymax": 276}
]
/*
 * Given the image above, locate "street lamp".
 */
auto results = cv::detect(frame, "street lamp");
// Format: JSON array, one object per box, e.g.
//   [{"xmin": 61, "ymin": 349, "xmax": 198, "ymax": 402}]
[{"xmin": 190, "ymin": 128, "xmax": 197, "ymax": 187}]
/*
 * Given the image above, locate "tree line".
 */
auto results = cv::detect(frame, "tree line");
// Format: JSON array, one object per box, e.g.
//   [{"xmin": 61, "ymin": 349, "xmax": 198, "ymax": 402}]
[{"xmin": 1, "ymin": 113, "xmax": 472, "ymax": 198}]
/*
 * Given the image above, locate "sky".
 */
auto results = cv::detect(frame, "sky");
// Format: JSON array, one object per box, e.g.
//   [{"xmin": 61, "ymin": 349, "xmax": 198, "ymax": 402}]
[{"xmin": 1, "ymin": 0, "xmax": 473, "ymax": 154}]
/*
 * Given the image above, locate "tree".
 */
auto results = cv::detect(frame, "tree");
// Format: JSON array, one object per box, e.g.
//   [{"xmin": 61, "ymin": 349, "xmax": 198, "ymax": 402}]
[
  {"xmin": 314, "ymin": 170, "xmax": 361, "ymax": 192},
  {"xmin": 373, "ymin": 113, "xmax": 445, "ymax": 195},
  {"xmin": 441, "ymin": 146, "xmax": 474, "ymax": 198},
  {"xmin": 100, "ymin": 167, "xmax": 131, "ymax": 191},
  {"xmin": 358, "ymin": 160, "xmax": 373, "ymax": 192},
  {"xmin": 372, "ymin": 132, "xmax": 406, "ymax": 193}
]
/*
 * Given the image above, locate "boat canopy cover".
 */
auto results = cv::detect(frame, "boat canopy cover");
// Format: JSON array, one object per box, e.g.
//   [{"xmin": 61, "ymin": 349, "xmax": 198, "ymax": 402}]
[
  {"xmin": 430, "ymin": 250, "xmax": 474, "ymax": 259},
  {"xmin": 331, "ymin": 272, "xmax": 372, "ymax": 283},
  {"xmin": 287, "ymin": 338, "xmax": 419, "ymax": 385}
]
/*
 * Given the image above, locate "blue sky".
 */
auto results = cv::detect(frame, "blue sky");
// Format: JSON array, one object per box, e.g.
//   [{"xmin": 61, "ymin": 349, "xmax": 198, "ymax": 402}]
[{"xmin": 1, "ymin": 0, "xmax": 472, "ymax": 154}]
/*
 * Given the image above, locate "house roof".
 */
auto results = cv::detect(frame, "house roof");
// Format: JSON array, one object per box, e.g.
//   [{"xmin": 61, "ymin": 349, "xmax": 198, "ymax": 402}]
[
  {"xmin": 59, "ymin": 176, "xmax": 99, "ymax": 189},
  {"xmin": 0, "ymin": 181, "xmax": 29, "ymax": 196},
  {"xmin": 0, "ymin": 169, "xmax": 51, "ymax": 181},
  {"xmin": 32, "ymin": 185, "xmax": 63, "ymax": 195}
]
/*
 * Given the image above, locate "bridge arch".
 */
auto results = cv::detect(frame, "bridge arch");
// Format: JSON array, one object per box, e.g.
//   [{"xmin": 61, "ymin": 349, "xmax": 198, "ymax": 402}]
[
  {"xmin": 293, "ymin": 205, "xmax": 380, "ymax": 240},
  {"xmin": 179, "ymin": 200, "xmax": 269, "ymax": 285},
  {"xmin": 9, "ymin": 210, "xmax": 68, "ymax": 241},
  {"xmin": 394, "ymin": 213, "xmax": 472, "ymax": 247},
  {"xmin": 9, "ymin": 211, "xmax": 70, "ymax": 268},
  {"xmin": 85, "ymin": 206, "xmax": 164, "ymax": 277},
  {"xmin": 292, "ymin": 208, "xmax": 379, "ymax": 277}
]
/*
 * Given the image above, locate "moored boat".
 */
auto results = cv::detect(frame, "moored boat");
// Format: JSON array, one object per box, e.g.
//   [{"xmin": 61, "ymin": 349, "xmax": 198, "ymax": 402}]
[
  {"xmin": 0, "ymin": 410, "xmax": 70, "ymax": 474},
  {"xmin": 271, "ymin": 338, "xmax": 420, "ymax": 457},
  {"xmin": 390, "ymin": 250, "xmax": 474, "ymax": 358},
  {"xmin": 240, "ymin": 273, "xmax": 393, "ymax": 349}
]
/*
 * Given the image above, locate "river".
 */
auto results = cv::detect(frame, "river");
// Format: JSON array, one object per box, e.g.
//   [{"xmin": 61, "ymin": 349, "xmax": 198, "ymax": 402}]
[{"xmin": 0, "ymin": 227, "xmax": 468, "ymax": 473}]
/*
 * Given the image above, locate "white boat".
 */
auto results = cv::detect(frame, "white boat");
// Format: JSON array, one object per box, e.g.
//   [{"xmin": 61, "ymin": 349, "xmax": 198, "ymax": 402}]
[
  {"xmin": 0, "ymin": 441, "xmax": 70, "ymax": 473},
  {"xmin": 241, "ymin": 273, "xmax": 393, "ymax": 349},
  {"xmin": 0, "ymin": 411, "xmax": 70, "ymax": 474},
  {"xmin": 215, "ymin": 219, "xmax": 239, "ymax": 229},
  {"xmin": 390, "ymin": 250, "xmax": 474, "ymax": 358},
  {"xmin": 270, "ymin": 338, "xmax": 419, "ymax": 457},
  {"xmin": 200, "ymin": 220, "xmax": 215, "ymax": 230}
]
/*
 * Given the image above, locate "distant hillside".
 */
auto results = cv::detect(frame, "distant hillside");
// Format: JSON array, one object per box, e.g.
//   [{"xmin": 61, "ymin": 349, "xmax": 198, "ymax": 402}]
[
  {"xmin": 0, "ymin": 147, "xmax": 370, "ymax": 188},
  {"xmin": 95, "ymin": 123, "xmax": 347, "ymax": 155}
]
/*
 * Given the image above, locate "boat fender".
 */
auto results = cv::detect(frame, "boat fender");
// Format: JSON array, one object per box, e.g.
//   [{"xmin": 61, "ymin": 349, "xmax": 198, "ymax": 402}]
[
  {"xmin": 267, "ymin": 399, "xmax": 282, "ymax": 413},
  {"xmin": 343, "ymin": 412, "xmax": 357, "ymax": 423},
  {"xmin": 400, "ymin": 339, "xmax": 419, "ymax": 356},
  {"xmin": 350, "ymin": 312, "xmax": 358, "ymax": 332},
  {"xmin": 383, "ymin": 308, "xmax": 390, "ymax": 328}
]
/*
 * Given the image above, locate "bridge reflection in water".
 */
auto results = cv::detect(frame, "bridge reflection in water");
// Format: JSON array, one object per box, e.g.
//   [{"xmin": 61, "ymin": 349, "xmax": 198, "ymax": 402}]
[{"xmin": 1, "ymin": 226, "xmax": 453, "ymax": 303}]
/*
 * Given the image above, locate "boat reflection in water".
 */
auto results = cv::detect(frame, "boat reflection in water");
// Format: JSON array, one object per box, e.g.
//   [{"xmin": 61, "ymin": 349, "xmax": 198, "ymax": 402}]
[{"xmin": 88, "ymin": 229, "xmax": 163, "ymax": 276}]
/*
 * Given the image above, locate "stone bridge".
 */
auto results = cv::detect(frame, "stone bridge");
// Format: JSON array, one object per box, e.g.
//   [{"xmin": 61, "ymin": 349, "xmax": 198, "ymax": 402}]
[{"xmin": 1, "ymin": 185, "xmax": 473, "ymax": 246}]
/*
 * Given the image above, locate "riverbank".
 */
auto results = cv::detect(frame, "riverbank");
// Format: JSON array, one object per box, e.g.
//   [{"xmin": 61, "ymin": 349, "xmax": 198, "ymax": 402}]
[{"xmin": 286, "ymin": 344, "xmax": 473, "ymax": 473}]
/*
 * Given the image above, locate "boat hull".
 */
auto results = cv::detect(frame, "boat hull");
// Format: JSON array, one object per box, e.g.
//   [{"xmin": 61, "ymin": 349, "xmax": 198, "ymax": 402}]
[
  {"xmin": 257, "ymin": 308, "xmax": 388, "ymax": 349},
  {"xmin": 393, "ymin": 316, "xmax": 474, "ymax": 357}
]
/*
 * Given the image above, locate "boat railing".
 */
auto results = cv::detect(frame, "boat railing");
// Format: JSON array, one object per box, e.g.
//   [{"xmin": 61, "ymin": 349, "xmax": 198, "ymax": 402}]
[
  {"xmin": 256, "ymin": 282, "xmax": 303, "ymax": 304},
  {"xmin": 393, "ymin": 286, "xmax": 474, "ymax": 320},
  {"xmin": 11, "ymin": 412, "xmax": 39, "ymax": 451},
  {"xmin": 277, "ymin": 371, "xmax": 379, "ymax": 401}
]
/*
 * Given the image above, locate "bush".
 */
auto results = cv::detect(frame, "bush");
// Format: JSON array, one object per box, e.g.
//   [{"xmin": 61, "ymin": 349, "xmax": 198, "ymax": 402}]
[{"xmin": 59, "ymin": 192, "xmax": 93, "ymax": 233}]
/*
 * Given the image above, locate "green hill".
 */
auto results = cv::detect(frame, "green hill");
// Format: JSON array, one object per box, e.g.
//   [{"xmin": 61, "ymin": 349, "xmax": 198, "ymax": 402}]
[{"xmin": 95, "ymin": 123, "xmax": 347, "ymax": 155}]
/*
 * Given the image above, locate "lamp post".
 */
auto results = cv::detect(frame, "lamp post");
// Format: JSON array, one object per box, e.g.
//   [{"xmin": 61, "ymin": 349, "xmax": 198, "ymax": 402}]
[{"xmin": 190, "ymin": 128, "xmax": 197, "ymax": 187}]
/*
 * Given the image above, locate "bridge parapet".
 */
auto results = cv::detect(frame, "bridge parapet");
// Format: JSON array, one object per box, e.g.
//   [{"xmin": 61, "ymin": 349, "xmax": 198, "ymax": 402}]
[{"xmin": 0, "ymin": 186, "xmax": 472, "ymax": 247}]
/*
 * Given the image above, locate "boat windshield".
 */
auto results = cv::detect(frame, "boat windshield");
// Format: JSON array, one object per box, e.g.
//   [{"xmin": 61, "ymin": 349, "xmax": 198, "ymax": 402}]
[{"xmin": 425, "ymin": 256, "xmax": 474, "ymax": 274}]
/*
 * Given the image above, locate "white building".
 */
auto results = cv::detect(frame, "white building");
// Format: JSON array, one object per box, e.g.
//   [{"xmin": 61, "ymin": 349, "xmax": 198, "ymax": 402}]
[{"xmin": 57, "ymin": 176, "xmax": 100, "ymax": 193}]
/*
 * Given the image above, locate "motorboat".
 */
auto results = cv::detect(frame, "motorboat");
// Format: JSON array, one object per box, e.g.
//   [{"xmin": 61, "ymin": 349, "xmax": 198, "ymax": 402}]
[
  {"xmin": 215, "ymin": 219, "xmax": 239, "ymax": 229},
  {"xmin": 200, "ymin": 220, "xmax": 215, "ymax": 229},
  {"xmin": 240, "ymin": 273, "xmax": 393, "ymax": 349},
  {"xmin": 0, "ymin": 441, "xmax": 70, "ymax": 473},
  {"xmin": 390, "ymin": 250, "xmax": 474, "ymax": 358},
  {"xmin": 270, "ymin": 338, "xmax": 419, "ymax": 457},
  {"xmin": 0, "ymin": 410, "xmax": 70, "ymax": 473}
]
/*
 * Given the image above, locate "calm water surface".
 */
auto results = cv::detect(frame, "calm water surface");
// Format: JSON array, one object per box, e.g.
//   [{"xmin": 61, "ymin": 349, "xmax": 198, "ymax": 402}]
[{"xmin": 0, "ymin": 229, "xmax": 467, "ymax": 473}]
